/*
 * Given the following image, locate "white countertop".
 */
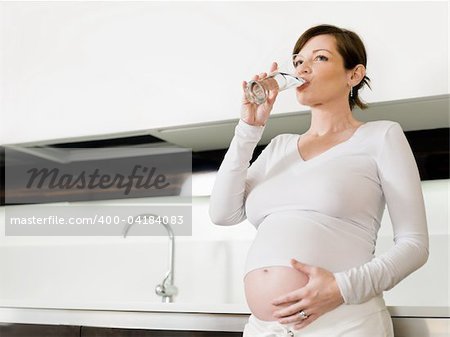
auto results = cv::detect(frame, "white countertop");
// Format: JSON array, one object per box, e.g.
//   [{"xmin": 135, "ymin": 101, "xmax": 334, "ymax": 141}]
[
  {"xmin": 0, "ymin": 300, "xmax": 448, "ymax": 332},
  {"xmin": 0, "ymin": 299, "xmax": 252, "ymax": 314}
]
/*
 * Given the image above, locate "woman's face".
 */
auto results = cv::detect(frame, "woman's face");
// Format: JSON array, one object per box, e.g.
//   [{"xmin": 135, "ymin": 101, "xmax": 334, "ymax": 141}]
[{"xmin": 294, "ymin": 34, "xmax": 351, "ymax": 107}]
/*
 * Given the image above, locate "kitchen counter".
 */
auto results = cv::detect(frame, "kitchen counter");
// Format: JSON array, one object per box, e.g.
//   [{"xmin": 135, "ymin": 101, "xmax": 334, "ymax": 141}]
[{"xmin": 0, "ymin": 300, "xmax": 448, "ymax": 332}]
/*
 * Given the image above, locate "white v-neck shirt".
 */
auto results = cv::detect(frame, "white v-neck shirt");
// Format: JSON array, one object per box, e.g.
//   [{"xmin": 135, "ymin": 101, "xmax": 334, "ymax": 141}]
[{"xmin": 209, "ymin": 119, "xmax": 429, "ymax": 304}]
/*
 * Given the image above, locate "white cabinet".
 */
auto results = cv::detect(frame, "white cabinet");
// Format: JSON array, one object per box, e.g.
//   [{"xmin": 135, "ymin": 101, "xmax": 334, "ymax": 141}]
[{"xmin": 1, "ymin": 2, "xmax": 448, "ymax": 145}]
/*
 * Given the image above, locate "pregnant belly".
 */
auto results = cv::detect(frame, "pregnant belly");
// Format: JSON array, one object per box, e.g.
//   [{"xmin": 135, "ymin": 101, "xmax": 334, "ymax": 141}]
[
  {"xmin": 245, "ymin": 211, "xmax": 375, "ymax": 278},
  {"xmin": 244, "ymin": 266, "xmax": 309, "ymax": 321}
]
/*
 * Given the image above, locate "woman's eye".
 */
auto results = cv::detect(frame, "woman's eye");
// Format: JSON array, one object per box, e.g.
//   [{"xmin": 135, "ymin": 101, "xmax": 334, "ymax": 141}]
[
  {"xmin": 293, "ymin": 55, "xmax": 327, "ymax": 67},
  {"xmin": 315, "ymin": 55, "xmax": 328, "ymax": 61}
]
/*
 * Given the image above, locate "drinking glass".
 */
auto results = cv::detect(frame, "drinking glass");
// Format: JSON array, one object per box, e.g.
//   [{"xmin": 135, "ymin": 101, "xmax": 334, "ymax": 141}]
[{"xmin": 244, "ymin": 55, "xmax": 306, "ymax": 106}]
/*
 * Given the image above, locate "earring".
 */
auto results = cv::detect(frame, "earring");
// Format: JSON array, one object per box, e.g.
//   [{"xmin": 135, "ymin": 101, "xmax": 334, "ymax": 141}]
[{"xmin": 350, "ymin": 87, "xmax": 353, "ymax": 98}]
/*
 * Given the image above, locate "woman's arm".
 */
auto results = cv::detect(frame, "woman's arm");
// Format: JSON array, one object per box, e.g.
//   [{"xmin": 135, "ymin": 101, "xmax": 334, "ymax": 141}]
[
  {"xmin": 209, "ymin": 62, "xmax": 280, "ymax": 226},
  {"xmin": 208, "ymin": 119, "xmax": 268, "ymax": 226},
  {"xmin": 333, "ymin": 122, "xmax": 430, "ymax": 304}
]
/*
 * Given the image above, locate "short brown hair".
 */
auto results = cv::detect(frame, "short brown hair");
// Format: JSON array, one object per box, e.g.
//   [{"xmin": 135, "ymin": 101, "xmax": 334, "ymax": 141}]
[{"xmin": 293, "ymin": 24, "xmax": 371, "ymax": 110}]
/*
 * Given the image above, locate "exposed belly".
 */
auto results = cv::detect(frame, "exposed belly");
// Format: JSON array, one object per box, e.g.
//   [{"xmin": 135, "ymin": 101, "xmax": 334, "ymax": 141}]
[
  {"xmin": 242, "ymin": 211, "xmax": 376, "ymax": 321},
  {"xmin": 244, "ymin": 266, "xmax": 309, "ymax": 321}
]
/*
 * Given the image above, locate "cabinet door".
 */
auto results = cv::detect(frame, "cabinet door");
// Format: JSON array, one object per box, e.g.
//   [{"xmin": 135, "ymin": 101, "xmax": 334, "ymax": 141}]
[
  {"xmin": 81, "ymin": 326, "xmax": 242, "ymax": 337},
  {"xmin": 0, "ymin": 324, "xmax": 80, "ymax": 337}
]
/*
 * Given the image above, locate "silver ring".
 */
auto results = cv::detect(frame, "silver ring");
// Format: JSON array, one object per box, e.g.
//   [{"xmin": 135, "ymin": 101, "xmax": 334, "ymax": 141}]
[{"xmin": 298, "ymin": 310, "xmax": 309, "ymax": 320}]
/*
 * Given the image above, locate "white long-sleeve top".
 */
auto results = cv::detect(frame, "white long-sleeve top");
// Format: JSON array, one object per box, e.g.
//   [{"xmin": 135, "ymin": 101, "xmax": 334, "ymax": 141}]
[{"xmin": 209, "ymin": 118, "xmax": 429, "ymax": 305}]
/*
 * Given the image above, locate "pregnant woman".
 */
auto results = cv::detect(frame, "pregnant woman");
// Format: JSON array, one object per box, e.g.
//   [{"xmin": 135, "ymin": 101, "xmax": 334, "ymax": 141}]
[{"xmin": 209, "ymin": 24, "xmax": 429, "ymax": 336}]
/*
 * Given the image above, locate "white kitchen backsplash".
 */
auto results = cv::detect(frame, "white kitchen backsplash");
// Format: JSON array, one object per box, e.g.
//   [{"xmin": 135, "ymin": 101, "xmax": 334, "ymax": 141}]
[{"xmin": 0, "ymin": 179, "xmax": 448, "ymax": 307}]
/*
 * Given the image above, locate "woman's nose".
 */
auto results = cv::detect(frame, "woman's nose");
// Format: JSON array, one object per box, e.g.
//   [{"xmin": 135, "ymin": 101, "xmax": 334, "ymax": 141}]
[{"xmin": 295, "ymin": 63, "xmax": 311, "ymax": 76}]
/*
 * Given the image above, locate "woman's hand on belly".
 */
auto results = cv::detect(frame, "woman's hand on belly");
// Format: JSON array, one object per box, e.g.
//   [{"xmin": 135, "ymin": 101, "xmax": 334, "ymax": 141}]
[
  {"xmin": 271, "ymin": 259, "xmax": 345, "ymax": 330},
  {"xmin": 244, "ymin": 266, "xmax": 309, "ymax": 321}
]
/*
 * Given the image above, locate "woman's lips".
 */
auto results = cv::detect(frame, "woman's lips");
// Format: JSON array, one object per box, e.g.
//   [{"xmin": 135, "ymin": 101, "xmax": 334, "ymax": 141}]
[{"xmin": 297, "ymin": 82, "xmax": 310, "ymax": 92}]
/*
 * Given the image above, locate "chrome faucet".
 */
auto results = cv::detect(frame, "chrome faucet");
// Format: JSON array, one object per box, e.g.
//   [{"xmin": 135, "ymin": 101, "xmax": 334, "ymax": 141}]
[{"xmin": 123, "ymin": 213, "xmax": 178, "ymax": 303}]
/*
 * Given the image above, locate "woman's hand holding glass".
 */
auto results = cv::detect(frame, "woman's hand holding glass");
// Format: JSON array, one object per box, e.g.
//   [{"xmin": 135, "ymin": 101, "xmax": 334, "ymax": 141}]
[{"xmin": 240, "ymin": 62, "xmax": 279, "ymax": 127}]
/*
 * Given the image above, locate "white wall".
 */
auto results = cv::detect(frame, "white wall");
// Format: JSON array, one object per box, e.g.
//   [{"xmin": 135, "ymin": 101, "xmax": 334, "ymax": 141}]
[
  {"xmin": 1, "ymin": 1, "xmax": 448, "ymax": 145},
  {"xmin": 0, "ymin": 179, "xmax": 448, "ymax": 308}
]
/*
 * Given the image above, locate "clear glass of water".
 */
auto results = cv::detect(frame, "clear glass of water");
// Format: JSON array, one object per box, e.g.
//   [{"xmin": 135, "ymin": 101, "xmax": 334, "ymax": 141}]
[{"xmin": 245, "ymin": 72, "xmax": 306, "ymax": 105}]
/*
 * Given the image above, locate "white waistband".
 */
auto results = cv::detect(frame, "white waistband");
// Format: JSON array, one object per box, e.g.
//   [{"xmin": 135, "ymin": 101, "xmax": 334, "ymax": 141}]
[{"xmin": 246, "ymin": 295, "xmax": 388, "ymax": 337}]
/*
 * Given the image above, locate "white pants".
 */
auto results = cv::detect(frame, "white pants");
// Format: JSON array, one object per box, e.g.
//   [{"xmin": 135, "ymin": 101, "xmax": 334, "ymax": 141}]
[{"xmin": 243, "ymin": 295, "xmax": 394, "ymax": 337}]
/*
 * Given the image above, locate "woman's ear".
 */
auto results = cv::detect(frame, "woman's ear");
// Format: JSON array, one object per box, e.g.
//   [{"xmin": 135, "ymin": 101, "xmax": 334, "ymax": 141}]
[{"xmin": 348, "ymin": 64, "xmax": 366, "ymax": 87}]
